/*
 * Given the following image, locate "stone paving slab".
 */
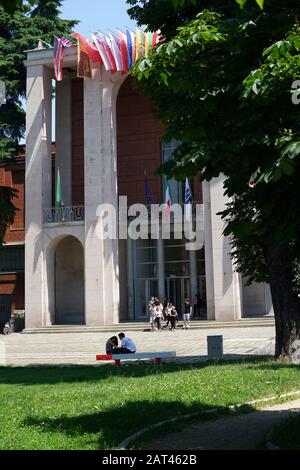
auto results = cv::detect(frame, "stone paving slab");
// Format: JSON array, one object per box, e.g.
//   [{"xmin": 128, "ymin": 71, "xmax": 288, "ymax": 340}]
[
  {"xmin": 142, "ymin": 399, "xmax": 300, "ymax": 450},
  {"xmin": 0, "ymin": 325, "xmax": 275, "ymax": 366}
]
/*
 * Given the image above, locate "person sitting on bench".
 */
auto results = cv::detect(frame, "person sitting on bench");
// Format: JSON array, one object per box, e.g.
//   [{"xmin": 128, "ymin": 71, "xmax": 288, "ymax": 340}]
[
  {"xmin": 112, "ymin": 333, "xmax": 136, "ymax": 355},
  {"xmin": 105, "ymin": 336, "xmax": 119, "ymax": 355}
]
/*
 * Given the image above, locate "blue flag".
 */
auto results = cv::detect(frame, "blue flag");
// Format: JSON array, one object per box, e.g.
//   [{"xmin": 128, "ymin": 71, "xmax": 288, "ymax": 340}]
[{"xmin": 185, "ymin": 178, "xmax": 193, "ymax": 220}]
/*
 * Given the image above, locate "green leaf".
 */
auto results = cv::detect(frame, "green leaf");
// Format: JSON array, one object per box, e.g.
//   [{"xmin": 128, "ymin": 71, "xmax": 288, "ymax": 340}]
[
  {"xmin": 236, "ymin": 0, "xmax": 248, "ymax": 8},
  {"xmin": 256, "ymin": 0, "xmax": 264, "ymax": 9}
]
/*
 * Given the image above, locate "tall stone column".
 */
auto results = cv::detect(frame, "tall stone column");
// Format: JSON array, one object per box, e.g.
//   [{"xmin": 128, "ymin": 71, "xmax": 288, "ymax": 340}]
[
  {"xmin": 203, "ymin": 181, "xmax": 215, "ymax": 320},
  {"xmin": 207, "ymin": 176, "xmax": 242, "ymax": 321},
  {"xmin": 126, "ymin": 238, "xmax": 135, "ymax": 321},
  {"xmin": 157, "ymin": 236, "xmax": 165, "ymax": 302},
  {"xmin": 189, "ymin": 248, "xmax": 198, "ymax": 310},
  {"xmin": 25, "ymin": 64, "xmax": 52, "ymax": 328},
  {"xmin": 84, "ymin": 67, "xmax": 125, "ymax": 326},
  {"xmin": 55, "ymin": 76, "xmax": 72, "ymax": 206}
]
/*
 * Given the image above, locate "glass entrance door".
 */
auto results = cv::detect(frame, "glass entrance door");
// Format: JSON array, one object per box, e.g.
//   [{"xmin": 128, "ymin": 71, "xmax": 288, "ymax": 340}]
[
  {"xmin": 165, "ymin": 277, "xmax": 190, "ymax": 318},
  {"xmin": 134, "ymin": 278, "xmax": 158, "ymax": 321}
]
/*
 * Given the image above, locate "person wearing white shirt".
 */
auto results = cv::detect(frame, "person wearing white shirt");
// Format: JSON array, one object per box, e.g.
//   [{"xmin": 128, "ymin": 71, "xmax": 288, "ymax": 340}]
[{"xmin": 112, "ymin": 333, "xmax": 136, "ymax": 354}]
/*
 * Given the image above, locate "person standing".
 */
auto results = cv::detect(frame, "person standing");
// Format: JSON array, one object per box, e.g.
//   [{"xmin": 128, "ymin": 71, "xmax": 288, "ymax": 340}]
[
  {"xmin": 169, "ymin": 306, "xmax": 177, "ymax": 331},
  {"xmin": 154, "ymin": 300, "xmax": 164, "ymax": 331},
  {"xmin": 148, "ymin": 296, "xmax": 155, "ymax": 331},
  {"xmin": 183, "ymin": 298, "xmax": 192, "ymax": 329},
  {"xmin": 165, "ymin": 302, "xmax": 172, "ymax": 329}
]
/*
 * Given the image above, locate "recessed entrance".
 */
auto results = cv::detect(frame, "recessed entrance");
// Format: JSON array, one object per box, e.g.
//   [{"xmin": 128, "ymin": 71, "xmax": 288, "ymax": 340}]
[{"xmin": 54, "ymin": 236, "xmax": 85, "ymax": 325}]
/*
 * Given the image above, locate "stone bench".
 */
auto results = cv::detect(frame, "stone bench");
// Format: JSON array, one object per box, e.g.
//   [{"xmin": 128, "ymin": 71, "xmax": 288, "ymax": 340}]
[{"xmin": 96, "ymin": 351, "xmax": 176, "ymax": 366}]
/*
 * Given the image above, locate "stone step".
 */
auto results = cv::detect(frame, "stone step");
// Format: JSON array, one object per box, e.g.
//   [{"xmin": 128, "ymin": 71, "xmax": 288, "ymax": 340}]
[{"xmin": 22, "ymin": 318, "xmax": 274, "ymax": 334}]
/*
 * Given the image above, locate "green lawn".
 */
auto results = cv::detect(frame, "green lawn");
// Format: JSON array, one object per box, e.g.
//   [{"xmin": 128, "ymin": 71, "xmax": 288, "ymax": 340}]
[
  {"xmin": 271, "ymin": 415, "xmax": 300, "ymax": 450},
  {"xmin": 0, "ymin": 358, "xmax": 299, "ymax": 450}
]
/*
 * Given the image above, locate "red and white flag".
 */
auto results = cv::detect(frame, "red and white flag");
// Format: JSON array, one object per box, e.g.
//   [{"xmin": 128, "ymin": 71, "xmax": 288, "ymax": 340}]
[
  {"xmin": 54, "ymin": 37, "xmax": 72, "ymax": 81},
  {"xmin": 118, "ymin": 30, "xmax": 128, "ymax": 73},
  {"xmin": 109, "ymin": 32, "xmax": 122, "ymax": 72},
  {"xmin": 91, "ymin": 32, "xmax": 111, "ymax": 71}
]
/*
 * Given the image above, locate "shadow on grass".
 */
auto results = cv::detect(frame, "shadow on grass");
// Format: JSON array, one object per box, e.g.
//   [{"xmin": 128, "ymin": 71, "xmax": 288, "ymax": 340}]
[
  {"xmin": 0, "ymin": 356, "xmax": 275, "ymax": 386},
  {"xmin": 22, "ymin": 399, "xmax": 255, "ymax": 450}
]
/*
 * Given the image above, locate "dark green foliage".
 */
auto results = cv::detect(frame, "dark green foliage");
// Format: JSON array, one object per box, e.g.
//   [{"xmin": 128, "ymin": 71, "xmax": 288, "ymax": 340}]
[
  {"xmin": 0, "ymin": 0, "xmax": 77, "ymax": 161},
  {"xmin": 130, "ymin": 0, "xmax": 300, "ymax": 357},
  {"xmin": 0, "ymin": 1, "xmax": 77, "ymax": 243},
  {"xmin": 0, "ymin": 186, "xmax": 17, "ymax": 243},
  {"xmin": 131, "ymin": 1, "xmax": 300, "ymax": 285}
]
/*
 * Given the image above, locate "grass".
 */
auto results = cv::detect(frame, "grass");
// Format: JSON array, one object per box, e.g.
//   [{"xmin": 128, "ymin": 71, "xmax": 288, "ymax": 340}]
[
  {"xmin": 0, "ymin": 358, "xmax": 299, "ymax": 450},
  {"xmin": 271, "ymin": 415, "xmax": 300, "ymax": 450}
]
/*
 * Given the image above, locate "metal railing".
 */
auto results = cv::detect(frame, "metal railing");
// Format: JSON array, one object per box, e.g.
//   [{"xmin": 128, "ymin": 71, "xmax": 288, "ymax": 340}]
[{"xmin": 43, "ymin": 206, "xmax": 85, "ymax": 224}]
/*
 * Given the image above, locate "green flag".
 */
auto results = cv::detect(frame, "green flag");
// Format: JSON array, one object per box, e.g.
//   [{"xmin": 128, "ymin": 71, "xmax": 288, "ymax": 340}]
[{"xmin": 55, "ymin": 169, "xmax": 64, "ymax": 209}]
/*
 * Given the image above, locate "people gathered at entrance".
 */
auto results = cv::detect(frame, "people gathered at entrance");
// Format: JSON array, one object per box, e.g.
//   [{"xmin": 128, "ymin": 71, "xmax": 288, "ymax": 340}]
[
  {"xmin": 148, "ymin": 295, "xmax": 193, "ymax": 331},
  {"xmin": 105, "ymin": 295, "xmax": 198, "ymax": 355}
]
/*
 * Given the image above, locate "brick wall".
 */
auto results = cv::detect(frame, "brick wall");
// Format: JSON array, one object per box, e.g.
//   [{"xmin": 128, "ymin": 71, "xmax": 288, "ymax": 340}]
[
  {"xmin": 117, "ymin": 77, "xmax": 164, "ymax": 206},
  {"xmin": 0, "ymin": 273, "xmax": 24, "ymax": 311},
  {"xmin": 116, "ymin": 77, "xmax": 202, "ymax": 205}
]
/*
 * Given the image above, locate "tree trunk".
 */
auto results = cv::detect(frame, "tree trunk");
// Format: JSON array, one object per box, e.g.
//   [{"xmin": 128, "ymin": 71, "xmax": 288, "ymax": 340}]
[{"xmin": 266, "ymin": 243, "xmax": 300, "ymax": 360}]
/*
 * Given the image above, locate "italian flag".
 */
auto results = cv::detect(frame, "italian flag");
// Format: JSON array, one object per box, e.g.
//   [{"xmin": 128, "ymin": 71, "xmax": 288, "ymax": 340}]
[{"xmin": 165, "ymin": 183, "xmax": 171, "ymax": 219}]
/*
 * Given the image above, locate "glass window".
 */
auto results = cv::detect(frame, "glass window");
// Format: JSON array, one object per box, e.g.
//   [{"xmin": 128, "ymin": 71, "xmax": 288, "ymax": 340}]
[
  {"xmin": 0, "ymin": 246, "xmax": 24, "ymax": 273},
  {"xmin": 162, "ymin": 140, "xmax": 184, "ymax": 204}
]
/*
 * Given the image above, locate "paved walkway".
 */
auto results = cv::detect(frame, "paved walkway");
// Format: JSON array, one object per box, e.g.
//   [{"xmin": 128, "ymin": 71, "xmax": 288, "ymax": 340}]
[
  {"xmin": 0, "ymin": 324, "xmax": 275, "ymax": 366},
  {"xmin": 142, "ymin": 399, "xmax": 300, "ymax": 450}
]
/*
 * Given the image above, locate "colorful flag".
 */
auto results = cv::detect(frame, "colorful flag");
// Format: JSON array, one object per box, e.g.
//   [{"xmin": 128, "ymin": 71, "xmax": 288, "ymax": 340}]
[
  {"xmin": 100, "ymin": 34, "xmax": 117, "ymax": 72},
  {"xmin": 71, "ymin": 33, "xmax": 102, "ymax": 64},
  {"xmin": 53, "ymin": 36, "xmax": 72, "ymax": 81},
  {"xmin": 55, "ymin": 169, "xmax": 64, "ymax": 209},
  {"xmin": 118, "ymin": 30, "xmax": 128, "ymax": 73},
  {"xmin": 109, "ymin": 32, "xmax": 122, "ymax": 72},
  {"xmin": 53, "ymin": 37, "xmax": 64, "ymax": 81},
  {"xmin": 126, "ymin": 29, "xmax": 136, "ymax": 69},
  {"xmin": 61, "ymin": 37, "xmax": 74, "ymax": 48},
  {"xmin": 165, "ymin": 183, "xmax": 172, "ymax": 219},
  {"xmin": 152, "ymin": 31, "xmax": 158, "ymax": 51},
  {"xmin": 135, "ymin": 28, "xmax": 144, "ymax": 60},
  {"xmin": 91, "ymin": 33, "xmax": 111, "ymax": 71},
  {"xmin": 185, "ymin": 178, "xmax": 193, "ymax": 221},
  {"xmin": 144, "ymin": 31, "xmax": 152, "ymax": 58}
]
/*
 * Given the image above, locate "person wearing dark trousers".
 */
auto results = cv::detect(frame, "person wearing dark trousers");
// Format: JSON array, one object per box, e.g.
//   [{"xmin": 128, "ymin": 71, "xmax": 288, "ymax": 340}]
[
  {"xmin": 105, "ymin": 336, "xmax": 118, "ymax": 354},
  {"xmin": 169, "ymin": 307, "xmax": 177, "ymax": 331},
  {"xmin": 113, "ymin": 333, "xmax": 137, "ymax": 355}
]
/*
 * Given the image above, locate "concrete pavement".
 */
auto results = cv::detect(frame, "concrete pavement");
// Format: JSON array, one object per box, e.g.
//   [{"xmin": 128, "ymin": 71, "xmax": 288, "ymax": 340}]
[
  {"xmin": 0, "ymin": 323, "xmax": 275, "ymax": 366},
  {"xmin": 141, "ymin": 398, "xmax": 300, "ymax": 450}
]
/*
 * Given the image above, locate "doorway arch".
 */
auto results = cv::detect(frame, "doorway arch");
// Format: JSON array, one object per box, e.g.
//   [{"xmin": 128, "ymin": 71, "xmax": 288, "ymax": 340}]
[{"xmin": 54, "ymin": 236, "xmax": 85, "ymax": 325}]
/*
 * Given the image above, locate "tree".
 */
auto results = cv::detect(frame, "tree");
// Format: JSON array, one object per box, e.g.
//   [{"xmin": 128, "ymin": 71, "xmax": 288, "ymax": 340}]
[
  {"xmin": 129, "ymin": 0, "xmax": 300, "ymax": 359},
  {"xmin": 0, "ymin": 1, "xmax": 77, "ymax": 244},
  {"xmin": 0, "ymin": 1, "xmax": 23, "ymax": 14}
]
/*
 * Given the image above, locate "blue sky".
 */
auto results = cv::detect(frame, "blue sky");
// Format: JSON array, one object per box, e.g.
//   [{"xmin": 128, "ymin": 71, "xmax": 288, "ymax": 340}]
[{"xmin": 60, "ymin": 0, "xmax": 137, "ymax": 36}]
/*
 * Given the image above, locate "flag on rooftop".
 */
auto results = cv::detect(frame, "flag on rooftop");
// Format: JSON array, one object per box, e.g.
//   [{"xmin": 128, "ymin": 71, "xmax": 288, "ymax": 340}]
[
  {"xmin": 126, "ymin": 29, "xmax": 136, "ymax": 69},
  {"xmin": 53, "ymin": 37, "xmax": 64, "ymax": 81},
  {"xmin": 109, "ymin": 32, "xmax": 122, "ymax": 72},
  {"xmin": 53, "ymin": 27, "xmax": 161, "ymax": 80},
  {"xmin": 185, "ymin": 178, "xmax": 193, "ymax": 221},
  {"xmin": 135, "ymin": 28, "xmax": 144, "ymax": 60},
  {"xmin": 91, "ymin": 33, "xmax": 111, "ymax": 71},
  {"xmin": 118, "ymin": 30, "xmax": 128, "ymax": 74},
  {"xmin": 100, "ymin": 33, "xmax": 117, "ymax": 72}
]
